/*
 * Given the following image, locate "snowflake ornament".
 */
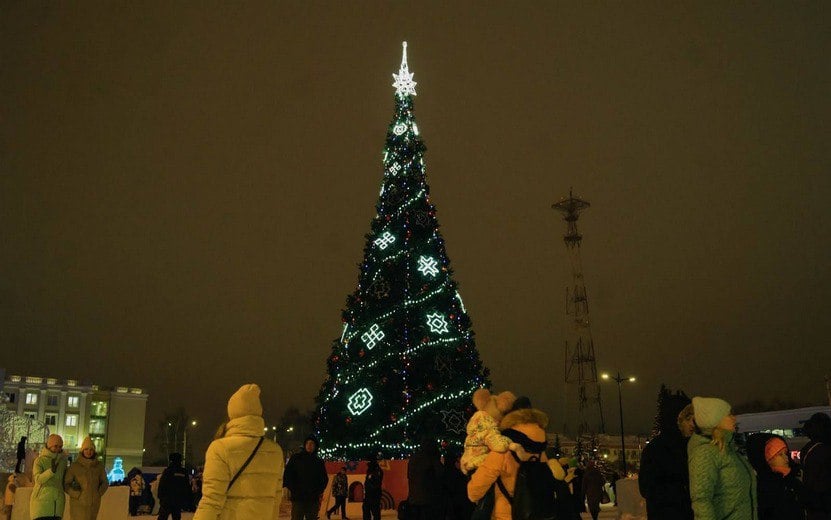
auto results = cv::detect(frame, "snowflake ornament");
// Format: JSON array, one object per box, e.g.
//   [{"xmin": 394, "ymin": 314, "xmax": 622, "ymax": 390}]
[
  {"xmin": 374, "ymin": 231, "xmax": 396, "ymax": 250},
  {"xmin": 426, "ymin": 312, "xmax": 450, "ymax": 334},
  {"xmin": 392, "ymin": 42, "xmax": 417, "ymax": 96},
  {"xmin": 361, "ymin": 323, "xmax": 385, "ymax": 350},
  {"xmin": 441, "ymin": 410, "xmax": 467, "ymax": 434},
  {"xmin": 417, "ymin": 255, "xmax": 439, "ymax": 277}
]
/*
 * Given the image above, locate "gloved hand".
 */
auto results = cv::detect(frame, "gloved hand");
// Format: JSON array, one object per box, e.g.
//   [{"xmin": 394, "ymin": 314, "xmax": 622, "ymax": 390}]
[{"xmin": 51, "ymin": 457, "xmax": 59, "ymax": 473}]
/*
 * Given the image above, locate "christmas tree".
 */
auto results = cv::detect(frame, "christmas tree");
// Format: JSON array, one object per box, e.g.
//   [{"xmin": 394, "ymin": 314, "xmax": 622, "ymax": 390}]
[{"xmin": 313, "ymin": 43, "xmax": 490, "ymax": 460}]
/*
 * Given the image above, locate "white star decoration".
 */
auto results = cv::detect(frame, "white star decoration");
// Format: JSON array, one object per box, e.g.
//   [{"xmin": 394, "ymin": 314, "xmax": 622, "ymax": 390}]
[
  {"xmin": 392, "ymin": 41, "xmax": 417, "ymax": 96},
  {"xmin": 426, "ymin": 312, "xmax": 449, "ymax": 334}
]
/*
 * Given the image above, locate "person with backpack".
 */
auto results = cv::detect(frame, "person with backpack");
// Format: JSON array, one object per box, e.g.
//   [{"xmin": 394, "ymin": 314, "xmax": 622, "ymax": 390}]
[{"xmin": 468, "ymin": 405, "xmax": 566, "ymax": 520}]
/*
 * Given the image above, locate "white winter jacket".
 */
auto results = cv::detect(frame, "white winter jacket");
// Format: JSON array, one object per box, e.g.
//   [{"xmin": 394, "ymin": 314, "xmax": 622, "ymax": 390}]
[{"xmin": 193, "ymin": 415, "xmax": 284, "ymax": 520}]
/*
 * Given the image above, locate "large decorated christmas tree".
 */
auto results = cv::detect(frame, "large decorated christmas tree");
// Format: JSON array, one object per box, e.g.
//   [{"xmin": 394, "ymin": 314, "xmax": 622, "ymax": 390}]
[{"xmin": 314, "ymin": 43, "xmax": 490, "ymax": 460}]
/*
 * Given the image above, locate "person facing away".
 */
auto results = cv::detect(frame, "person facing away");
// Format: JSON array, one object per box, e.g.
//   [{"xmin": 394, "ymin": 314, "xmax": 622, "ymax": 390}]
[
  {"xmin": 157, "ymin": 452, "xmax": 192, "ymax": 520},
  {"xmin": 283, "ymin": 435, "xmax": 328, "ymax": 520},
  {"xmin": 63, "ymin": 436, "xmax": 108, "ymax": 520},
  {"xmin": 441, "ymin": 452, "xmax": 474, "ymax": 520},
  {"xmin": 747, "ymin": 433, "xmax": 805, "ymax": 520},
  {"xmin": 801, "ymin": 412, "xmax": 831, "ymax": 520},
  {"xmin": 406, "ymin": 438, "xmax": 445, "ymax": 520},
  {"xmin": 193, "ymin": 383, "xmax": 284, "ymax": 520},
  {"xmin": 638, "ymin": 396, "xmax": 695, "ymax": 520},
  {"xmin": 362, "ymin": 458, "xmax": 383, "ymax": 520},
  {"xmin": 467, "ymin": 405, "xmax": 549, "ymax": 520},
  {"xmin": 16, "ymin": 436, "xmax": 27, "ymax": 474},
  {"xmin": 688, "ymin": 396, "xmax": 757, "ymax": 520},
  {"xmin": 30, "ymin": 433, "xmax": 68, "ymax": 520},
  {"xmin": 581, "ymin": 460, "xmax": 605, "ymax": 520},
  {"xmin": 325, "ymin": 467, "xmax": 348, "ymax": 520}
]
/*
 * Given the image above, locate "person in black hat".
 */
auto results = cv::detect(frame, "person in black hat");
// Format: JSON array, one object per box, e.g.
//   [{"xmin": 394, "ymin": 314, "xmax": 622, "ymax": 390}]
[
  {"xmin": 157, "ymin": 452, "xmax": 191, "ymax": 520},
  {"xmin": 284, "ymin": 435, "xmax": 328, "ymax": 520}
]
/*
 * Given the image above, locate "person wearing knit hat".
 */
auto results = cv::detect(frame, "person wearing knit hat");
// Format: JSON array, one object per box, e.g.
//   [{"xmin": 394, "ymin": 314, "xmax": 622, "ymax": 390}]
[
  {"xmin": 194, "ymin": 383, "xmax": 284, "ymax": 520},
  {"xmin": 63, "ymin": 436, "xmax": 108, "ymax": 520},
  {"xmin": 688, "ymin": 396, "xmax": 756, "ymax": 520},
  {"xmin": 746, "ymin": 433, "xmax": 804, "ymax": 520},
  {"xmin": 30, "ymin": 433, "xmax": 68, "ymax": 519}
]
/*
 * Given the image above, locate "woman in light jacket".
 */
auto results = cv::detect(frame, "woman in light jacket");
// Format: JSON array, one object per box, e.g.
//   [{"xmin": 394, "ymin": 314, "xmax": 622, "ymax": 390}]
[
  {"xmin": 688, "ymin": 396, "xmax": 757, "ymax": 520},
  {"xmin": 63, "ymin": 436, "xmax": 108, "ymax": 520},
  {"xmin": 467, "ymin": 406, "xmax": 549, "ymax": 520},
  {"xmin": 193, "ymin": 383, "xmax": 284, "ymax": 520},
  {"xmin": 31, "ymin": 434, "xmax": 68, "ymax": 520}
]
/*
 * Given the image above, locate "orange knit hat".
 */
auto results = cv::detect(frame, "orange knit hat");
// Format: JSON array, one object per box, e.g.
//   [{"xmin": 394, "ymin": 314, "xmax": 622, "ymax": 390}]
[{"xmin": 765, "ymin": 437, "xmax": 788, "ymax": 461}]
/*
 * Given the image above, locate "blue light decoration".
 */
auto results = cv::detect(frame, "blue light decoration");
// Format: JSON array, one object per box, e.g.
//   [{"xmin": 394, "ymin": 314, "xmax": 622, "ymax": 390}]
[{"xmin": 107, "ymin": 456, "xmax": 125, "ymax": 484}]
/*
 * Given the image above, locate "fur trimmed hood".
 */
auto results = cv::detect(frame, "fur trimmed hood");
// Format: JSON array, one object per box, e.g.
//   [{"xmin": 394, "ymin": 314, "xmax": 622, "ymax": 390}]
[{"xmin": 499, "ymin": 408, "xmax": 549, "ymax": 431}]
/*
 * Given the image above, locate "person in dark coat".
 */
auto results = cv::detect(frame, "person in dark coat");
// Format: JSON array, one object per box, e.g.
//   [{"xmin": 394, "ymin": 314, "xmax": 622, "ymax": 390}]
[
  {"xmin": 127, "ymin": 467, "xmax": 145, "ymax": 516},
  {"xmin": 157, "ymin": 452, "xmax": 192, "ymax": 520},
  {"xmin": 283, "ymin": 435, "xmax": 329, "ymax": 520},
  {"xmin": 801, "ymin": 412, "xmax": 831, "ymax": 520},
  {"xmin": 747, "ymin": 433, "xmax": 805, "ymax": 520},
  {"xmin": 638, "ymin": 393, "xmax": 694, "ymax": 520},
  {"xmin": 441, "ymin": 452, "xmax": 474, "ymax": 520},
  {"xmin": 15, "ymin": 436, "xmax": 27, "ymax": 474},
  {"xmin": 326, "ymin": 466, "xmax": 348, "ymax": 520},
  {"xmin": 581, "ymin": 461, "xmax": 605, "ymax": 520},
  {"xmin": 362, "ymin": 458, "xmax": 383, "ymax": 520},
  {"xmin": 406, "ymin": 439, "xmax": 444, "ymax": 520}
]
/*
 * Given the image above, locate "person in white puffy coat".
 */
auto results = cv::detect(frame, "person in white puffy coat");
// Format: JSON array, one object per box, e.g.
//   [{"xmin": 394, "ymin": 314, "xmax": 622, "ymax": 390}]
[{"xmin": 194, "ymin": 384, "xmax": 284, "ymax": 520}]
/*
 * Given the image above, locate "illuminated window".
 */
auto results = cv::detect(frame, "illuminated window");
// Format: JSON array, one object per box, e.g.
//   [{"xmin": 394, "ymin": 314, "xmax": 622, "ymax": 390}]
[
  {"xmin": 90, "ymin": 401, "xmax": 108, "ymax": 417},
  {"xmin": 25, "ymin": 393, "xmax": 38, "ymax": 405},
  {"xmin": 65, "ymin": 414, "xmax": 78, "ymax": 427},
  {"xmin": 90, "ymin": 419, "xmax": 106, "ymax": 435},
  {"xmin": 67, "ymin": 396, "xmax": 79, "ymax": 408},
  {"xmin": 45, "ymin": 414, "xmax": 57, "ymax": 426}
]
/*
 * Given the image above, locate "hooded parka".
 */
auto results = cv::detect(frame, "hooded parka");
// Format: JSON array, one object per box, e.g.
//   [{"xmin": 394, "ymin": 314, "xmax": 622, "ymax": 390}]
[
  {"xmin": 63, "ymin": 453, "xmax": 108, "ymax": 520},
  {"xmin": 193, "ymin": 414, "xmax": 284, "ymax": 520},
  {"xmin": 30, "ymin": 446, "xmax": 68, "ymax": 518},
  {"xmin": 467, "ymin": 408, "xmax": 549, "ymax": 520},
  {"xmin": 688, "ymin": 431, "xmax": 757, "ymax": 520}
]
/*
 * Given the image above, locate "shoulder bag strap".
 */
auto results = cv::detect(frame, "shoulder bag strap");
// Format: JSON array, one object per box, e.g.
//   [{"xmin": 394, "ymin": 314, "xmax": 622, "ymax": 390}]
[
  {"xmin": 496, "ymin": 476, "xmax": 512, "ymax": 503},
  {"xmin": 227, "ymin": 436, "xmax": 265, "ymax": 492}
]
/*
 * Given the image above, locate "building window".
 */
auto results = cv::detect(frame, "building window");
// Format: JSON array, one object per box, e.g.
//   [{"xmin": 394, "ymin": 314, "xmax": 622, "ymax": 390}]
[
  {"xmin": 89, "ymin": 418, "xmax": 106, "ymax": 435},
  {"xmin": 65, "ymin": 414, "xmax": 78, "ymax": 427},
  {"xmin": 4, "ymin": 392, "xmax": 14, "ymax": 403},
  {"xmin": 24, "ymin": 412, "xmax": 38, "ymax": 421},
  {"xmin": 66, "ymin": 435, "xmax": 76, "ymax": 447},
  {"xmin": 67, "ymin": 396, "xmax": 79, "ymax": 408},
  {"xmin": 45, "ymin": 414, "xmax": 58, "ymax": 426},
  {"xmin": 47, "ymin": 395, "xmax": 59, "ymax": 407},
  {"xmin": 90, "ymin": 401, "xmax": 108, "ymax": 417},
  {"xmin": 25, "ymin": 393, "xmax": 38, "ymax": 405}
]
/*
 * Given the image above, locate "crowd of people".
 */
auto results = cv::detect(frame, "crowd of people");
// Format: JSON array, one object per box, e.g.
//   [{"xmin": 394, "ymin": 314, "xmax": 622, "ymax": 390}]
[{"xmin": 4, "ymin": 384, "xmax": 830, "ymax": 520}]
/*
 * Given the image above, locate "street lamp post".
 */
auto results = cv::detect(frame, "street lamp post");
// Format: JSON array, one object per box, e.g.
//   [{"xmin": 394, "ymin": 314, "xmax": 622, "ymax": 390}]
[
  {"xmin": 183, "ymin": 420, "xmax": 197, "ymax": 467},
  {"xmin": 601, "ymin": 371, "xmax": 636, "ymax": 475}
]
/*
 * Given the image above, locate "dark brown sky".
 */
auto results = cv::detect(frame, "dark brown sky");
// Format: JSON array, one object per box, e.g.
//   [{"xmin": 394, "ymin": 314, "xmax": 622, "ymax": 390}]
[{"xmin": 2, "ymin": 2, "xmax": 829, "ymax": 455}]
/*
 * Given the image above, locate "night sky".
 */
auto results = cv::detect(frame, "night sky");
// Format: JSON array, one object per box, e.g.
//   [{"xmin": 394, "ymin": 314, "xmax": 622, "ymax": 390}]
[{"xmin": 2, "ymin": 2, "xmax": 829, "ymax": 457}]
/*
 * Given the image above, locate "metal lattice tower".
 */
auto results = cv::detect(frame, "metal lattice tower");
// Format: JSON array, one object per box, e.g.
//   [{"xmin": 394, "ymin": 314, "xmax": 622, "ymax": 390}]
[{"xmin": 552, "ymin": 189, "xmax": 605, "ymax": 435}]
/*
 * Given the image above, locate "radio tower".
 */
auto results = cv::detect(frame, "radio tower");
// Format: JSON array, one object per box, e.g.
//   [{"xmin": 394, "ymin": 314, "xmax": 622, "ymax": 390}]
[{"xmin": 552, "ymin": 189, "xmax": 605, "ymax": 435}]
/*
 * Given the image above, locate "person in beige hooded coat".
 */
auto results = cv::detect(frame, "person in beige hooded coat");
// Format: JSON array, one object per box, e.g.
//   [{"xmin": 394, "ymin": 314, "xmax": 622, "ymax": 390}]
[
  {"xmin": 467, "ymin": 406, "xmax": 550, "ymax": 520},
  {"xmin": 63, "ymin": 436, "xmax": 108, "ymax": 520},
  {"xmin": 193, "ymin": 383, "xmax": 284, "ymax": 520}
]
